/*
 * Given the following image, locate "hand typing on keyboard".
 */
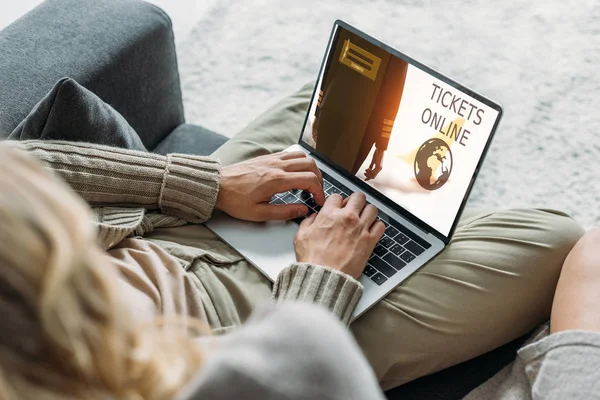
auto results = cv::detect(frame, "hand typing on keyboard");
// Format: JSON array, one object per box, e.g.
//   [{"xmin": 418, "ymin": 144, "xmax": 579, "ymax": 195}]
[
  {"xmin": 294, "ymin": 192, "xmax": 385, "ymax": 279},
  {"xmin": 216, "ymin": 151, "xmax": 325, "ymax": 221},
  {"xmin": 272, "ymin": 169, "xmax": 430, "ymax": 284}
]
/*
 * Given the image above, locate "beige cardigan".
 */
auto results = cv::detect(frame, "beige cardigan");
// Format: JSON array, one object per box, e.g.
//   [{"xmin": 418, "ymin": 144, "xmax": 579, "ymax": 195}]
[{"xmin": 6, "ymin": 140, "xmax": 362, "ymax": 324}]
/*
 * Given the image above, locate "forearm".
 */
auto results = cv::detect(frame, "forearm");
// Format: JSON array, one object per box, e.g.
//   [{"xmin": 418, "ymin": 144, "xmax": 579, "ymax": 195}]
[
  {"xmin": 272, "ymin": 263, "xmax": 363, "ymax": 325},
  {"xmin": 315, "ymin": 89, "xmax": 324, "ymax": 117},
  {"xmin": 375, "ymin": 119, "xmax": 393, "ymax": 151},
  {"xmin": 375, "ymin": 141, "xmax": 389, "ymax": 151},
  {"xmin": 5, "ymin": 140, "xmax": 221, "ymax": 223}
]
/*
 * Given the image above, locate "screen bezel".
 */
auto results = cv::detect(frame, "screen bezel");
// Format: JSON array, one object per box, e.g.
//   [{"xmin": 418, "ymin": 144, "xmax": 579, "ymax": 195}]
[{"xmin": 297, "ymin": 20, "xmax": 504, "ymax": 244}]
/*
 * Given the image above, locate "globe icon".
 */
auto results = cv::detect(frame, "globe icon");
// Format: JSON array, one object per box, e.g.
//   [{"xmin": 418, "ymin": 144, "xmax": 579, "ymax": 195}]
[{"xmin": 414, "ymin": 138, "xmax": 453, "ymax": 190}]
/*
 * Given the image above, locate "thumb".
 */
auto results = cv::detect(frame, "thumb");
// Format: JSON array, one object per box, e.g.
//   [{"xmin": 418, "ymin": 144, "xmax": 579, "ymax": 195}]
[
  {"xmin": 257, "ymin": 203, "xmax": 308, "ymax": 221},
  {"xmin": 300, "ymin": 212, "xmax": 318, "ymax": 228}
]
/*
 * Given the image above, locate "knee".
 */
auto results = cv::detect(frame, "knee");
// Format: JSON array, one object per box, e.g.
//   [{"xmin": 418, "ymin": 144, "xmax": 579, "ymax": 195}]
[
  {"xmin": 578, "ymin": 227, "xmax": 600, "ymax": 243},
  {"xmin": 481, "ymin": 208, "xmax": 584, "ymax": 269},
  {"xmin": 463, "ymin": 208, "xmax": 585, "ymax": 286},
  {"xmin": 550, "ymin": 228, "xmax": 600, "ymax": 333},
  {"xmin": 531, "ymin": 209, "xmax": 585, "ymax": 256},
  {"xmin": 562, "ymin": 228, "xmax": 600, "ymax": 277}
]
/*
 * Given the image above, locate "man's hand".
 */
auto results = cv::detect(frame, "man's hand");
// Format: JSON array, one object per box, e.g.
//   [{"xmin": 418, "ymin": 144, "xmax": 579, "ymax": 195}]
[
  {"xmin": 294, "ymin": 193, "xmax": 385, "ymax": 279},
  {"xmin": 364, "ymin": 148, "xmax": 385, "ymax": 181},
  {"xmin": 216, "ymin": 152, "xmax": 325, "ymax": 221}
]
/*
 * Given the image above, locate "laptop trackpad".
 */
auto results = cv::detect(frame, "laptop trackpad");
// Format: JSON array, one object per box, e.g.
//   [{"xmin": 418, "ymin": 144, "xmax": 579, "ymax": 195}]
[{"xmin": 205, "ymin": 211, "xmax": 298, "ymax": 281}]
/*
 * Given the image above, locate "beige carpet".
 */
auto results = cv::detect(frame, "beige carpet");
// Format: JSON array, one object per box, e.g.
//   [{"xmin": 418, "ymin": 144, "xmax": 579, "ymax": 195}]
[{"xmin": 177, "ymin": 0, "xmax": 600, "ymax": 228}]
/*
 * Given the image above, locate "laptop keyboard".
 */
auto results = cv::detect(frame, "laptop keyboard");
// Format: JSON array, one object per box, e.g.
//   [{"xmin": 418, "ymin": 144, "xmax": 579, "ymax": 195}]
[{"xmin": 270, "ymin": 170, "xmax": 431, "ymax": 286}]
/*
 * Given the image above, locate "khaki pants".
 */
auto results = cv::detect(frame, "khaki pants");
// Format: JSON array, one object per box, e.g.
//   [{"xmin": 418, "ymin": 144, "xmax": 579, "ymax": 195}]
[{"xmin": 144, "ymin": 83, "xmax": 584, "ymax": 390}]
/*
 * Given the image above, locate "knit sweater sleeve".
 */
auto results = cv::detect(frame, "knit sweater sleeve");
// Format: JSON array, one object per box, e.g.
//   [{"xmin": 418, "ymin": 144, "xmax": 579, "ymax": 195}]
[
  {"xmin": 6, "ymin": 140, "xmax": 362, "ymax": 323},
  {"xmin": 272, "ymin": 263, "xmax": 364, "ymax": 325},
  {"xmin": 5, "ymin": 140, "xmax": 220, "ymax": 223}
]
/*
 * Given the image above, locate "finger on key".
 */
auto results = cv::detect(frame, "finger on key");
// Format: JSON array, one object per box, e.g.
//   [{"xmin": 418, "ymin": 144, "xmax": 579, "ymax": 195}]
[
  {"xmin": 279, "ymin": 151, "xmax": 307, "ymax": 161},
  {"xmin": 345, "ymin": 192, "xmax": 367, "ymax": 214},
  {"xmin": 299, "ymin": 212, "xmax": 318, "ymax": 228},
  {"xmin": 257, "ymin": 203, "xmax": 308, "ymax": 221},
  {"xmin": 322, "ymin": 193, "xmax": 344, "ymax": 212},
  {"xmin": 275, "ymin": 171, "xmax": 325, "ymax": 205},
  {"xmin": 369, "ymin": 219, "xmax": 386, "ymax": 241},
  {"xmin": 360, "ymin": 204, "xmax": 379, "ymax": 227},
  {"xmin": 283, "ymin": 157, "xmax": 323, "ymax": 186}
]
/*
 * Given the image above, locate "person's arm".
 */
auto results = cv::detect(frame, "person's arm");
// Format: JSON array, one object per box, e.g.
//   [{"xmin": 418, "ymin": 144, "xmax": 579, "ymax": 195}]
[
  {"xmin": 374, "ymin": 57, "xmax": 409, "ymax": 152},
  {"xmin": 273, "ymin": 192, "xmax": 385, "ymax": 325},
  {"xmin": 364, "ymin": 59, "xmax": 409, "ymax": 181},
  {"xmin": 6, "ymin": 140, "xmax": 220, "ymax": 223},
  {"xmin": 178, "ymin": 303, "xmax": 386, "ymax": 400},
  {"xmin": 5, "ymin": 141, "xmax": 328, "ymax": 224},
  {"xmin": 272, "ymin": 262, "xmax": 363, "ymax": 325}
]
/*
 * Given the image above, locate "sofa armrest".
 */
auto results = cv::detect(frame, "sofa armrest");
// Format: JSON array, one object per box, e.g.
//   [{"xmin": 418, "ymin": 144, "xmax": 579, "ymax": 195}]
[{"xmin": 0, "ymin": 0, "xmax": 184, "ymax": 150}]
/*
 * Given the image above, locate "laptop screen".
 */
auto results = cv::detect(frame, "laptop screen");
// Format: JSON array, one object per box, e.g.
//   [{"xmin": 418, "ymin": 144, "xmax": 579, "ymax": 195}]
[{"xmin": 300, "ymin": 22, "xmax": 502, "ymax": 238}]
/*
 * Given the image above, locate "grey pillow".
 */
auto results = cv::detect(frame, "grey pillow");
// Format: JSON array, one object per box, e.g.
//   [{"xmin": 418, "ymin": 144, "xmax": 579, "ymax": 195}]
[{"xmin": 8, "ymin": 77, "xmax": 146, "ymax": 151}]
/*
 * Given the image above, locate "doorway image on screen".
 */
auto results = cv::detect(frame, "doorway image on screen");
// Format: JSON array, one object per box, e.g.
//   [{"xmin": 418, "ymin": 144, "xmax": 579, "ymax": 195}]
[{"xmin": 301, "ymin": 25, "xmax": 500, "ymax": 236}]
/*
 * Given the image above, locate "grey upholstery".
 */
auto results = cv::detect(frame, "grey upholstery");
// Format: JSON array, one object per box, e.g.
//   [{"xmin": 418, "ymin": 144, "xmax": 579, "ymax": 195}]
[
  {"xmin": 0, "ymin": 0, "xmax": 184, "ymax": 150},
  {"xmin": 154, "ymin": 124, "xmax": 229, "ymax": 156},
  {"xmin": 0, "ymin": 0, "xmax": 228, "ymax": 153}
]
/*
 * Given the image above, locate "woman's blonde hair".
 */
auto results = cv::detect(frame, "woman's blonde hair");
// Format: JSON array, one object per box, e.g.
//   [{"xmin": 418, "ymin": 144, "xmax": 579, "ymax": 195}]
[{"xmin": 0, "ymin": 146, "xmax": 204, "ymax": 399}]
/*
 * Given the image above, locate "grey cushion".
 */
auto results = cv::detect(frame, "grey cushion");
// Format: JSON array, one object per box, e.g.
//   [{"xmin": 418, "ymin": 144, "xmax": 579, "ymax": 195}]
[
  {"xmin": 0, "ymin": 0, "xmax": 183, "ymax": 150},
  {"xmin": 9, "ymin": 78, "xmax": 146, "ymax": 151},
  {"xmin": 153, "ymin": 124, "xmax": 228, "ymax": 156}
]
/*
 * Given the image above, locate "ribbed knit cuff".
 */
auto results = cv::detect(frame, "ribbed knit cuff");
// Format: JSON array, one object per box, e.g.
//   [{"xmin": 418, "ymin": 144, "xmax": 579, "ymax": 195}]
[
  {"xmin": 272, "ymin": 263, "xmax": 363, "ymax": 325},
  {"xmin": 7, "ymin": 140, "xmax": 222, "ymax": 224},
  {"xmin": 92, "ymin": 207, "xmax": 146, "ymax": 250},
  {"xmin": 160, "ymin": 154, "xmax": 221, "ymax": 223}
]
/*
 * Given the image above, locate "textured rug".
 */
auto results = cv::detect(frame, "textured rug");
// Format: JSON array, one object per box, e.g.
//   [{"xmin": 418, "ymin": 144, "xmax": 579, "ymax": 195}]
[{"xmin": 178, "ymin": 0, "xmax": 600, "ymax": 228}]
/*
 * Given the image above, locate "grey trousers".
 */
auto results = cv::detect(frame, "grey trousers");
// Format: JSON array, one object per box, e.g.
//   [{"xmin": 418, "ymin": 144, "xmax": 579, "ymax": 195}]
[{"xmin": 145, "ymin": 83, "xmax": 584, "ymax": 390}]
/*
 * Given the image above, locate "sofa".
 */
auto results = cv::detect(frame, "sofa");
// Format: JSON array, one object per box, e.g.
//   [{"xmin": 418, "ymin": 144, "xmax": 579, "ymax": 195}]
[
  {"xmin": 0, "ymin": 0, "xmax": 228, "ymax": 154},
  {"xmin": 0, "ymin": 0, "xmax": 526, "ymax": 398}
]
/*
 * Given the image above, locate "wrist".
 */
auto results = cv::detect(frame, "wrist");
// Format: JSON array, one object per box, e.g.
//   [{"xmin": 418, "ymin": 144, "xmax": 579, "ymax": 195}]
[
  {"xmin": 214, "ymin": 168, "xmax": 229, "ymax": 212},
  {"xmin": 273, "ymin": 262, "xmax": 363, "ymax": 324},
  {"xmin": 159, "ymin": 154, "xmax": 221, "ymax": 223},
  {"xmin": 296, "ymin": 257, "xmax": 359, "ymax": 280},
  {"xmin": 215, "ymin": 189, "xmax": 224, "ymax": 211}
]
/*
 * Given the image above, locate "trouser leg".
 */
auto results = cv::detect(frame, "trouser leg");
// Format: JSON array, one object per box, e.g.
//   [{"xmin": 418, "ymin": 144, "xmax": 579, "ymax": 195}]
[
  {"xmin": 170, "ymin": 84, "xmax": 583, "ymax": 391},
  {"xmin": 211, "ymin": 83, "xmax": 314, "ymax": 166},
  {"xmin": 350, "ymin": 208, "xmax": 584, "ymax": 390}
]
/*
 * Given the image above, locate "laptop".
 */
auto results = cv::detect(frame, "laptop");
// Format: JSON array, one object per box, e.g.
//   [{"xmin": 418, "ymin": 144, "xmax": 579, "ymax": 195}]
[{"xmin": 206, "ymin": 20, "xmax": 503, "ymax": 320}]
